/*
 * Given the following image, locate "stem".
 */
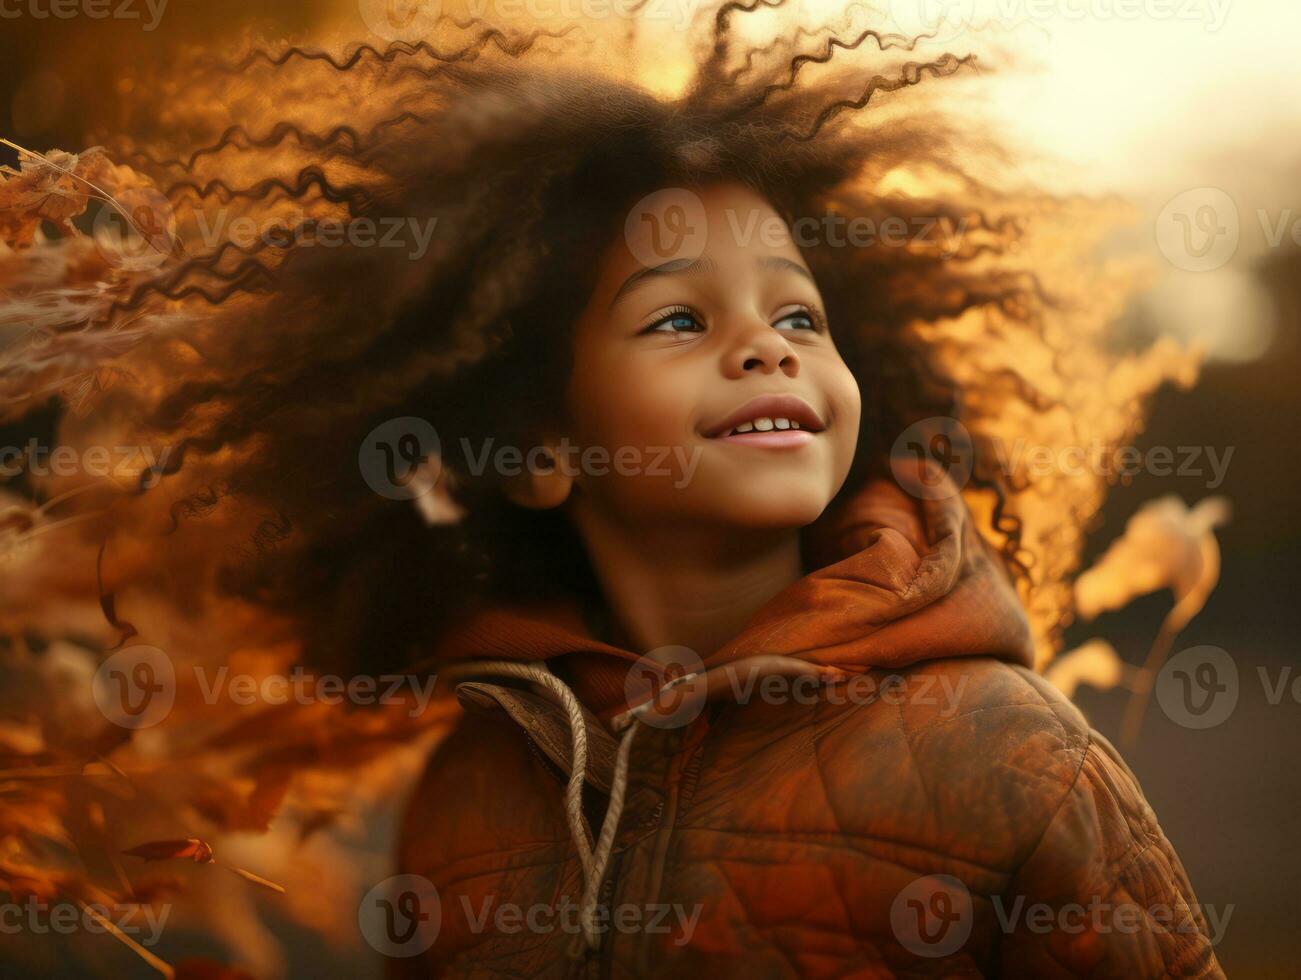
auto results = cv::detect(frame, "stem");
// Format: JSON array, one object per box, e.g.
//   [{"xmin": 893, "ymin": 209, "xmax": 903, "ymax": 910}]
[
  {"xmin": 77, "ymin": 901, "xmax": 175, "ymax": 979},
  {"xmin": 1120, "ymin": 611, "xmax": 1180, "ymax": 747}
]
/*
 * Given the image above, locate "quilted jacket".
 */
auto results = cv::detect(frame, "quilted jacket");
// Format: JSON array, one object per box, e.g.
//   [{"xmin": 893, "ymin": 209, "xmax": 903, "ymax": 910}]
[{"xmin": 393, "ymin": 479, "xmax": 1224, "ymax": 978}]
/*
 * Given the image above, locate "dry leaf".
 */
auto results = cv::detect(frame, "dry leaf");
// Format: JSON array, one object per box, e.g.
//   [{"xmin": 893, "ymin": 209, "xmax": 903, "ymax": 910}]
[
  {"xmin": 1044, "ymin": 639, "xmax": 1127, "ymax": 699},
  {"xmin": 1075, "ymin": 495, "xmax": 1231, "ymax": 625},
  {"xmin": 124, "ymin": 838, "xmax": 216, "ymax": 864}
]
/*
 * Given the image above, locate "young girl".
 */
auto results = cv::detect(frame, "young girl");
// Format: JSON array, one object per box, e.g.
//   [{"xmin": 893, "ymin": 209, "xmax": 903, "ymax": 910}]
[
  {"xmin": 1, "ymin": 6, "xmax": 1220, "ymax": 978},
  {"xmin": 389, "ymin": 169, "xmax": 1220, "ymax": 979}
]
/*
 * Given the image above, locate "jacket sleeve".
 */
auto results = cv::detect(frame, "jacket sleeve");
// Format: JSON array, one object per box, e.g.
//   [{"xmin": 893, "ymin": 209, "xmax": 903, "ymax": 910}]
[{"xmin": 998, "ymin": 730, "xmax": 1225, "ymax": 978}]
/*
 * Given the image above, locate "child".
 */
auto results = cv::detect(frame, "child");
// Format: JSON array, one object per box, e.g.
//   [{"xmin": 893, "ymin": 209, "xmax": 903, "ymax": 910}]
[
  {"xmin": 22, "ymin": 9, "xmax": 1220, "ymax": 977},
  {"xmin": 391, "ymin": 178, "xmax": 1221, "ymax": 976}
]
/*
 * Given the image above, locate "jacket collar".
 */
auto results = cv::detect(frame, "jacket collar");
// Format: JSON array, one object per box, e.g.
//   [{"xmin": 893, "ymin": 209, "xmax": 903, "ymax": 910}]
[{"xmin": 436, "ymin": 475, "xmax": 1035, "ymax": 721}]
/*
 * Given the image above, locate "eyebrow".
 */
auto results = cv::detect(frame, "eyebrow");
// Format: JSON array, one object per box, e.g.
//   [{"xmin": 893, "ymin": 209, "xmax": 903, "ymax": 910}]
[
  {"xmin": 756, "ymin": 255, "xmax": 816, "ymax": 284},
  {"xmin": 609, "ymin": 256, "xmax": 717, "ymax": 310},
  {"xmin": 609, "ymin": 253, "xmax": 815, "ymax": 310}
]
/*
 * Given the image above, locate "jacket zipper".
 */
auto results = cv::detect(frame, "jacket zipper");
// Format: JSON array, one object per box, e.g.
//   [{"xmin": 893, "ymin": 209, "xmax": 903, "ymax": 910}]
[{"xmin": 635, "ymin": 712, "xmax": 710, "ymax": 971}]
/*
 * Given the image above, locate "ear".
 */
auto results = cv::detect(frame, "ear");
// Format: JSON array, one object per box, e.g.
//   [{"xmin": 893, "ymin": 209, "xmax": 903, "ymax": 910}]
[{"xmin": 502, "ymin": 440, "xmax": 574, "ymax": 510}]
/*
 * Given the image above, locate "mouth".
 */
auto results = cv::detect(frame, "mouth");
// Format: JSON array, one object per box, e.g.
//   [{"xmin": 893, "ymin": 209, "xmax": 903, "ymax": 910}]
[{"xmin": 703, "ymin": 394, "xmax": 826, "ymax": 448}]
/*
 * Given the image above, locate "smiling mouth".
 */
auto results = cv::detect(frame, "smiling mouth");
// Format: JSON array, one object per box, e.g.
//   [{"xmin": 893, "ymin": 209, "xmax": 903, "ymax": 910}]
[
  {"xmin": 716, "ymin": 415, "xmax": 815, "ymax": 449},
  {"xmin": 704, "ymin": 394, "xmax": 826, "ymax": 448},
  {"xmin": 716, "ymin": 426, "xmax": 815, "ymax": 448}
]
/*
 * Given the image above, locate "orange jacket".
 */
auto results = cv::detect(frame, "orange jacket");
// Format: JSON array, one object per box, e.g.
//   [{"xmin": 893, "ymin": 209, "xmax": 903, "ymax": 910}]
[{"xmin": 394, "ymin": 479, "xmax": 1223, "ymax": 977}]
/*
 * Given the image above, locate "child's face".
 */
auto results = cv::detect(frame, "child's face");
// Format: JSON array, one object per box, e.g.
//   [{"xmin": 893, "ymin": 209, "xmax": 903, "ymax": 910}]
[{"xmin": 564, "ymin": 181, "xmax": 861, "ymax": 531}]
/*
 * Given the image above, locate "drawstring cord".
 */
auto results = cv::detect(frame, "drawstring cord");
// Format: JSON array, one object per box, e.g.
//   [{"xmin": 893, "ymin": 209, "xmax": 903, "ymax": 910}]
[
  {"xmin": 448, "ymin": 661, "xmax": 640, "ymax": 953},
  {"xmin": 447, "ymin": 655, "xmax": 841, "ymax": 954}
]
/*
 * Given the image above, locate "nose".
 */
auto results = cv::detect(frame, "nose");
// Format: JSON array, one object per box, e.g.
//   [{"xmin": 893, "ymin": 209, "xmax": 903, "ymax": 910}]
[{"xmin": 720, "ymin": 317, "xmax": 800, "ymax": 379}]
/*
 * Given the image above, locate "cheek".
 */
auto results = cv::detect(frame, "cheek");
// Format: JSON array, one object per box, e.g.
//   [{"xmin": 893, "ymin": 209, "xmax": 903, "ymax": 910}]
[
  {"xmin": 569, "ymin": 352, "xmax": 694, "ymax": 451},
  {"xmin": 827, "ymin": 362, "xmax": 863, "ymax": 474}
]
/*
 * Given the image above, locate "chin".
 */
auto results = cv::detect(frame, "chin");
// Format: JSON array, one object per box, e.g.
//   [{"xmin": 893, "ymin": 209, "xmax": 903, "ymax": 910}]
[{"xmin": 715, "ymin": 486, "xmax": 832, "ymax": 530}]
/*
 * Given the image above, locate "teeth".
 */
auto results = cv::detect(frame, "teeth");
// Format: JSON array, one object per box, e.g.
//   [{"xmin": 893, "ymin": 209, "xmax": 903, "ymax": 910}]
[{"xmin": 725, "ymin": 416, "xmax": 811, "ymax": 436}]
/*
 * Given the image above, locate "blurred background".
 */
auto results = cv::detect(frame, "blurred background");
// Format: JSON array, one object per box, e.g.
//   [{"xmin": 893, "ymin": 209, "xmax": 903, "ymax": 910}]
[{"xmin": 2, "ymin": 0, "xmax": 1298, "ymax": 976}]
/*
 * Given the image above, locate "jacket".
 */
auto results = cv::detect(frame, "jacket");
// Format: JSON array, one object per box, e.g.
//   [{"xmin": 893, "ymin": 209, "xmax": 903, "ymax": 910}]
[{"xmin": 393, "ymin": 478, "xmax": 1224, "ymax": 978}]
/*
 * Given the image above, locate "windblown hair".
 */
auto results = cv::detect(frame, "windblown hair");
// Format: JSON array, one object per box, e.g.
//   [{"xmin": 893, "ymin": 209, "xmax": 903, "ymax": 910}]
[{"xmin": 1, "ymin": 4, "xmax": 1192, "ymax": 674}]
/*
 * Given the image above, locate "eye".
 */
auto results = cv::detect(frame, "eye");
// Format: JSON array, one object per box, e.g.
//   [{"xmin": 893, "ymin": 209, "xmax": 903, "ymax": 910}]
[
  {"xmin": 641, "ymin": 305, "xmax": 704, "ymax": 335},
  {"xmin": 773, "ymin": 307, "xmax": 824, "ymax": 332}
]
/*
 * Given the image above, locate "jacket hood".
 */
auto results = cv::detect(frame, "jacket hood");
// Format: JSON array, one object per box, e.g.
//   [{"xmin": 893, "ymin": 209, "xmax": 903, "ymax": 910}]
[{"xmin": 436, "ymin": 474, "xmax": 1035, "ymax": 721}]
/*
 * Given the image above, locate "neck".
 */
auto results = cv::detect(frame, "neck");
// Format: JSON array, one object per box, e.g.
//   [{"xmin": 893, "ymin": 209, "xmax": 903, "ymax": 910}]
[{"xmin": 568, "ymin": 503, "xmax": 804, "ymax": 657}]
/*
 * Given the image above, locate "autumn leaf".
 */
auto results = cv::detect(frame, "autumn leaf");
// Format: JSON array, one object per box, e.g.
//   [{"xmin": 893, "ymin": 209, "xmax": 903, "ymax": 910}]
[
  {"xmin": 1073, "ymin": 495, "xmax": 1233, "ymax": 744},
  {"xmin": 123, "ymin": 837, "xmax": 285, "ymax": 894},
  {"xmin": 1075, "ymin": 495, "xmax": 1230, "ymax": 627},
  {"xmin": 124, "ymin": 838, "xmax": 216, "ymax": 864},
  {"xmin": 0, "ymin": 145, "xmax": 99, "ymax": 246},
  {"xmin": 1044, "ymin": 639, "xmax": 1130, "ymax": 700}
]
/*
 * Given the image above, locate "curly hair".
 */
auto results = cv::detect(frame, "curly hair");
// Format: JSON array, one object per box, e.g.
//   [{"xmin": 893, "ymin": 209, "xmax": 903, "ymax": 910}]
[{"xmin": 1, "ymin": 4, "xmax": 1190, "ymax": 674}]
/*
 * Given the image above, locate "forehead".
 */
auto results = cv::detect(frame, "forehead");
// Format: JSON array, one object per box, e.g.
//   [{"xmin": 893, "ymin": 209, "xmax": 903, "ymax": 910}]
[{"xmin": 590, "ymin": 181, "xmax": 807, "ymax": 301}]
